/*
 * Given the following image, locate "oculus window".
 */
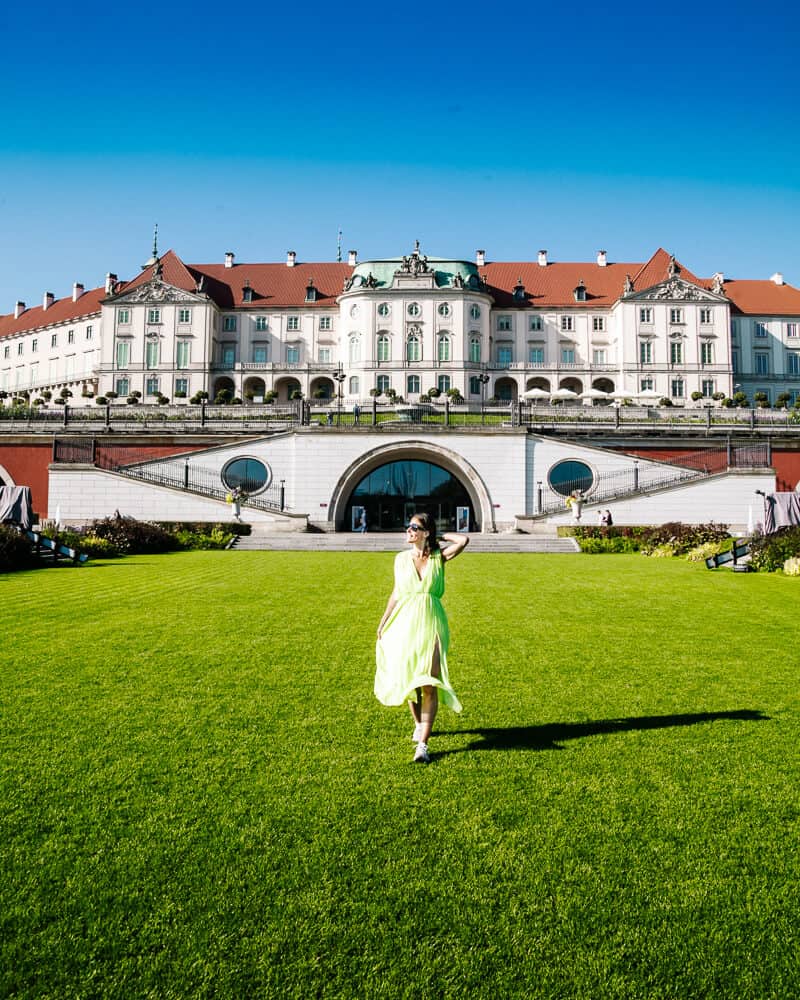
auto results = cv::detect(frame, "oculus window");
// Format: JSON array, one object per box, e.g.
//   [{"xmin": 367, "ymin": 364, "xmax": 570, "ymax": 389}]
[{"xmin": 222, "ymin": 457, "xmax": 272, "ymax": 495}]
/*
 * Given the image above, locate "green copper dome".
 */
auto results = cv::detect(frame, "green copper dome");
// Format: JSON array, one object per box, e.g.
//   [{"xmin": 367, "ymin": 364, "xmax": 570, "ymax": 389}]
[{"xmin": 347, "ymin": 257, "xmax": 483, "ymax": 291}]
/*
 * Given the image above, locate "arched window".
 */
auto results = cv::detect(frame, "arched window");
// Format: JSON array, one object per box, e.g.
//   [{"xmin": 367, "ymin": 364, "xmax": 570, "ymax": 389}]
[
  {"xmin": 377, "ymin": 334, "xmax": 391, "ymax": 362},
  {"xmin": 349, "ymin": 376, "xmax": 360, "ymax": 395},
  {"xmin": 437, "ymin": 335, "xmax": 451, "ymax": 362},
  {"xmin": 349, "ymin": 336, "xmax": 361, "ymax": 363},
  {"xmin": 377, "ymin": 374, "xmax": 390, "ymax": 394},
  {"xmin": 407, "ymin": 374, "xmax": 420, "ymax": 395},
  {"xmin": 469, "ymin": 375, "xmax": 482, "ymax": 395},
  {"xmin": 438, "ymin": 374, "xmax": 451, "ymax": 393},
  {"xmin": 469, "ymin": 337, "xmax": 481, "ymax": 363},
  {"xmin": 406, "ymin": 334, "xmax": 421, "ymax": 363}
]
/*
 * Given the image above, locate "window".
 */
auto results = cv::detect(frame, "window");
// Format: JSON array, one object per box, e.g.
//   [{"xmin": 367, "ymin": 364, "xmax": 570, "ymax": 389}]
[
  {"xmin": 787, "ymin": 353, "xmax": 800, "ymax": 375},
  {"xmin": 700, "ymin": 308, "xmax": 712, "ymax": 325},
  {"xmin": 3, "ymin": 346, "xmax": 8, "ymax": 359},
  {"xmin": 497, "ymin": 315, "xmax": 512, "ymax": 332},
  {"xmin": 176, "ymin": 341, "xmax": 191, "ymax": 369},
  {"xmin": 755, "ymin": 322, "xmax": 768, "ymax": 338},
  {"xmin": 561, "ymin": 316, "xmax": 574, "ymax": 332},
  {"xmin": 223, "ymin": 315, "xmax": 237, "ymax": 332},
  {"xmin": 221, "ymin": 344, "xmax": 236, "ymax": 366},
  {"xmin": 222, "ymin": 457, "xmax": 272, "ymax": 495},
  {"xmin": 407, "ymin": 302, "xmax": 421, "ymax": 317},
  {"xmin": 377, "ymin": 374, "xmax": 390, "ymax": 394},
  {"xmin": 640, "ymin": 340, "xmax": 652, "ymax": 364},
  {"xmin": 469, "ymin": 337, "xmax": 481, "ymax": 363},
  {"xmin": 670, "ymin": 308, "xmax": 683, "ymax": 324},
  {"xmin": 640, "ymin": 377, "xmax": 654, "ymax": 392},
  {"xmin": 731, "ymin": 320, "xmax": 739, "ymax": 340},
  {"xmin": 671, "ymin": 378, "xmax": 685, "ymax": 398},
  {"xmin": 561, "ymin": 347, "xmax": 576, "ymax": 364},
  {"xmin": 732, "ymin": 349, "xmax": 739, "ymax": 372},
  {"xmin": 469, "ymin": 375, "xmax": 482, "ymax": 395},
  {"xmin": 529, "ymin": 315, "xmax": 542, "ymax": 331},
  {"xmin": 283, "ymin": 315, "xmax": 299, "ymax": 332},
  {"xmin": 470, "ymin": 304, "xmax": 481, "ymax": 320},
  {"xmin": 116, "ymin": 341, "xmax": 130, "ymax": 368},
  {"xmin": 319, "ymin": 316, "xmax": 332, "ymax": 330},
  {"xmin": 175, "ymin": 377, "xmax": 189, "ymax": 396},
  {"xmin": 255, "ymin": 316, "xmax": 268, "ymax": 331},
  {"xmin": 437, "ymin": 336, "xmax": 450, "ymax": 362},
  {"xmin": 529, "ymin": 346, "xmax": 544, "ymax": 364},
  {"xmin": 407, "ymin": 374, "xmax": 421, "ymax": 394},
  {"xmin": 377, "ymin": 335, "xmax": 391, "ymax": 362},
  {"xmin": 755, "ymin": 353, "xmax": 770, "ymax": 375},
  {"xmin": 592, "ymin": 316, "xmax": 605, "ymax": 332},
  {"xmin": 548, "ymin": 459, "xmax": 594, "ymax": 497},
  {"xmin": 146, "ymin": 376, "xmax": 160, "ymax": 396},
  {"xmin": 348, "ymin": 336, "xmax": 361, "ymax": 363},
  {"xmin": 349, "ymin": 376, "xmax": 359, "ymax": 395},
  {"xmin": 253, "ymin": 343, "xmax": 268, "ymax": 363},
  {"xmin": 670, "ymin": 341, "xmax": 683, "ymax": 364},
  {"xmin": 786, "ymin": 323, "xmax": 798, "ymax": 338},
  {"xmin": 701, "ymin": 341, "xmax": 714, "ymax": 364},
  {"xmin": 640, "ymin": 307, "xmax": 653, "ymax": 324},
  {"xmin": 148, "ymin": 308, "xmax": 161, "ymax": 324},
  {"xmin": 51, "ymin": 333, "xmax": 58, "ymax": 348},
  {"xmin": 179, "ymin": 308, "xmax": 192, "ymax": 324},
  {"xmin": 438, "ymin": 303, "xmax": 451, "ymax": 317},
  {"xmin": 406, "ymin": 334, "xmax": 421, "ymax": 362},
  {"xmin": 592, "ymin": 349, "xmax": 607, "ymax": 365},
  {"xmin": 117, "ymin": 309, "xmax": 130, "ymax": 325},
  {"xmin": 146, "ymin": 340, "xmax": 160, "ymax": 368},
  {"xmin": 115, "ymin": 377, "xmax": 129, "ymax": 396},
  {"xmin": 702, "ymin": 379, "xmax": 715, "ymax": 397},
  {"xmin": 86, "ymin": 325, "xmax": 93, "ymax": 341},
  {"xmin": 286, "ymin": 346, "xmax": 300, "ymax": 364},
  {"xmin": 497, "ymin": 344, "xmax": 513, "ymax": 366},
  {"xmin": 438, "ymin": 375, "xmax": 451, "ymax": 393},
  {"xmin": 17, "ymin": 342, "xmax": 23, "ymax": 356},
  {"xmin": 377, "ymin": 303, "xmax": 390, "ymax": 317},
  {"xmin": 67, "ymin": 329, "xmax": 75, "ymax": 344},
  {"xmin": 31, "ymin": 339, "xmax": 38, "ymax": 353},
  {"xmin": 318, "ymin": 347, "xmax": 331, "ymax": 363}
]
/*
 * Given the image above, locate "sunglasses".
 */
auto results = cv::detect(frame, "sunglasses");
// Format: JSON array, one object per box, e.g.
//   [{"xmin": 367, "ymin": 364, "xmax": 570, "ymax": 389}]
[{"xmin": 405, "ymin": 523, "xmax": 423, "ymax": 533}]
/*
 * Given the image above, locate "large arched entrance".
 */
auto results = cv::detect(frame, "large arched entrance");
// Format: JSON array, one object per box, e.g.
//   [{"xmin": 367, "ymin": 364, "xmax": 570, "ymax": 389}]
[{"xmin": 330, "ymin": 441, "xmax": 493, "ymax": 532}]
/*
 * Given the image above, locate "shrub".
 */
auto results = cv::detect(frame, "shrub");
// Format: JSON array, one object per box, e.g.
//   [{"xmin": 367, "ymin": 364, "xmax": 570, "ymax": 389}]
[
  {"xmin": 0, "ymin": 525, "xmax": 36, "ymax": 572},
  {"xmin": 57, "ymin": 529, "xmax": 121, "ymax": 559},
  {"xmin": 748, "ymin": 526, "xmax": 800, "ymax": 573},
  {"xmin": 685, "ymin": 539, "xmax": 732, "ymax": 562},
  {"xmin": 648, "ymin": 543, "xmax": 676, "ymax": 558},
  {"xmin": 95, "ymin": 396, "xmax": 108, "ymax": 405},
  {"xmin": 173, "ymin": 526, "xmax": 234, "ymax": 550},
  {"xmin": 783, "ymin": 556, "xmax": 800, "ymax": 576},
  {"xmin": 87, "ymin": 513, "xmax": 179, "ymax": 554}
]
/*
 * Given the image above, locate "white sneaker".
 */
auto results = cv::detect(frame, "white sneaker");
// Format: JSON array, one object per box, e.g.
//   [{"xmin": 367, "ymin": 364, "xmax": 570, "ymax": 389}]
[{"xmin": 413, "ymin": 741, "xmax": 430, "ymax": 764}]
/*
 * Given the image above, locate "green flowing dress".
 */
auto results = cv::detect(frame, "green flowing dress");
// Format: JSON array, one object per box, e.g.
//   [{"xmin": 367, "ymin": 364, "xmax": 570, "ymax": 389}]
[{"xmin": 374, "ymin": 548, "xmax": 462, "ymax": 712}]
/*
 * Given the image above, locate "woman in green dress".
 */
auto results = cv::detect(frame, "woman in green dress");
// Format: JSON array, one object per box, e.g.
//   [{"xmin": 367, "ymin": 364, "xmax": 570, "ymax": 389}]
[{"xmin": 375, "ymin": 511, "xmax": 469, "ymax": 763}]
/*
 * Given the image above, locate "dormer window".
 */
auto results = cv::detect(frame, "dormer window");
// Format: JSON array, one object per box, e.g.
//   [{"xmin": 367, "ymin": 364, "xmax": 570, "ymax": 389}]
[
  {"xmin": 573, "ymin": 280, "xmax": 586, "ymax": 302},
  {"xmin": 305, "ymin": 279, "xmax": 318, "ymax": 304},
  {"xmin": 513, "ymin": 278, "xmax": 526, "ymax": 302},
  {"xmin": 242, "ymin": 281, "xmax": 253, "ymax": 303}
]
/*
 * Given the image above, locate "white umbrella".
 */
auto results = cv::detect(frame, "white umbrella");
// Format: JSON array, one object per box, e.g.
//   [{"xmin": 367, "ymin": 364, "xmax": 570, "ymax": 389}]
[
  {"xmin": 523, "ymin": 387, "xmax": 551, "ymax": 399},
  {"xmin": 551, "ymin": 388, "xmax": 580, "ymax": 399},
  {"xmin": 635, "ymin": 389, "xmax": 662, "ymax": 400},
  {"xmin": 581, "ymin": 388, "xmax": 612, "ymax": 399}
]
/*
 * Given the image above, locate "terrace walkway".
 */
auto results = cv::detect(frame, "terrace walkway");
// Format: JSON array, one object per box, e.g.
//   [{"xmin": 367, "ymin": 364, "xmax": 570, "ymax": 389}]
[{"xmin": 231, "ymin": 530, "xmax": 579, "ymax": 553}]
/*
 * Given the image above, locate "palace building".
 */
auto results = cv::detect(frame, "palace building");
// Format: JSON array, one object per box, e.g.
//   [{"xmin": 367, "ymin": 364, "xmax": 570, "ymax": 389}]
[{"xmin": 2, "ymin": 242, "xmax": 800, "ymax": 409}]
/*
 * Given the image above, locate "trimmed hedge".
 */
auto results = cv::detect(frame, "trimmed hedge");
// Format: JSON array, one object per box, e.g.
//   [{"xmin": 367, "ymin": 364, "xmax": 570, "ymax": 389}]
[
  {"xmin": 748, "ymin": 526, "xmax": 800, "ymax": 573},
  {"xmin": 565, "ymin": 522, "xmax": 730, "ymax": 556}
]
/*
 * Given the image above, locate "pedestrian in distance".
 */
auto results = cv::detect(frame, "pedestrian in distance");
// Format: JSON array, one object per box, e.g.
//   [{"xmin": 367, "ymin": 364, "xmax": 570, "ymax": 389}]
[{"xmin": 375, "ymin": 511, "xmax": 468, "ymax": 763}]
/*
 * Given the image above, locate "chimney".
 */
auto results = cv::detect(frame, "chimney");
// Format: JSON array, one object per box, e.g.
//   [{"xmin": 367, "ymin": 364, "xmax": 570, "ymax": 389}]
[
  {"xmin": 286, "ymin": 250, "xmax": 296, "ymax": 267},
  {"xmin": 105, "ymin": 273, "xmax": 117, "ymax": 295},
  {"xmin": 43, "ymin": 291, "xmax": 55, "ymax": 310},
  {"xmin": 476, "ymin": 249, "xmax": 486, "ymax": 267},
  {"xmin": 348, "ymin": 249, "xmax": 358, "ymax": 267},
  {"xmin": 538, "ymin": 250, "xmax": 548, "ymax": 267},
  {"xmin": 770, "ymin": 272, "xmax": 784, "ymax": 285},
  {"xmin": 72, "ymin": 282, "xmax": 84, "ymax": 302},
  {"xmin": 224, "ymin": 251, "xmax": 235, "ymax": 269},
  {"xmin": 597, "ymin": 250, "xmax": 607, "ymax": 267},
  {"xmin": 14, "ymin": 301, "xmax": 25, "ymax": 319}
]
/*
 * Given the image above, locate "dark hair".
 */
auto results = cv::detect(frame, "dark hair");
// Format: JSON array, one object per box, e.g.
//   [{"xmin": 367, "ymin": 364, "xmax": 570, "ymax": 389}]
[{"xmin": 411, "ymin": 511, "xmax": 440, "ymax": 554}]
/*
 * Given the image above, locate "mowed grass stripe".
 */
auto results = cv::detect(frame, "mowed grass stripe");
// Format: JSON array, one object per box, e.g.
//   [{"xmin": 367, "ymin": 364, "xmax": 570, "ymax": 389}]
[{"xmin": 1, "ymin": 552, "xmax": 798, "ymax": 1000}]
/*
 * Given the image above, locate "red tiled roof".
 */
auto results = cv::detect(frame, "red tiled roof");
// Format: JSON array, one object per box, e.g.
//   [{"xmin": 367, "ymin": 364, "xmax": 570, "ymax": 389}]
[
  {"xmin": 0, "ymin": 286, "xmax": 105, "ymax": 339},
  {"xmin": 722, "ymin": 279, "xmax": 800, "ymax": 316},
  {"xmin": 120, "ymin": 249, "xmax": 197, "ymax": 295},
  {"xmin": 631, "ymin": 248, "xmax": 709, "ymax": 292},
  {"xmin": 482, "ymin": 261, "xmax": 638, "ymax": 308}
]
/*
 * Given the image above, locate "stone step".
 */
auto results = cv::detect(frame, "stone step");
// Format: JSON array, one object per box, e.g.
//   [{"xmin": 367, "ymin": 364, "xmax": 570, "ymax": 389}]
[{"xmin": 231, "ymin": 532, "xmax": 579, "ymax": 553}]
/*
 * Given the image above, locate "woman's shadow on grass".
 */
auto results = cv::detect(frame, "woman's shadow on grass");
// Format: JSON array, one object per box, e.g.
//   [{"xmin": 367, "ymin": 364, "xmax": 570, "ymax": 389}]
[{"xmin": 436, "ymin": 709, "xmax": 769, "ymax": 754}]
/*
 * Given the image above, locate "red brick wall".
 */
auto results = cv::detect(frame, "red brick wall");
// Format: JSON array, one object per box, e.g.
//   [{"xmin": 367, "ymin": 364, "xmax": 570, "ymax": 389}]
[
  {"xmin": 774, "ymin": 452, "xmax": 800, "ymax": 492},
  {"xmin": 0, "ymin": 442, "xmax": 52, "ymax": 518}
]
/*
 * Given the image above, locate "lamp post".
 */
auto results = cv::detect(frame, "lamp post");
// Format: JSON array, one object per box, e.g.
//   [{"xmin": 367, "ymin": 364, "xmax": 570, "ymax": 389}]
[
  {"xmin": 479, "ymin": 371, "xmax": 490, "ymax": 425},
  {"xmin": 333, "ymin": 364, "xmax": 346, "ymax": 426}
]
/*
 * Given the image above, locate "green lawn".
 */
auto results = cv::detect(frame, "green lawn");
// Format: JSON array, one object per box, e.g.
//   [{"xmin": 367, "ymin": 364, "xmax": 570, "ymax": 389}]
[{"xmin": 2, "ymin": 552, "xmax": 798, "ymax": 1000}]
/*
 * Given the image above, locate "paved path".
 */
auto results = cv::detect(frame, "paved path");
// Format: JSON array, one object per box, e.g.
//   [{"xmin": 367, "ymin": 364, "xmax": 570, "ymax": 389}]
[{"xmin": 232, "ymin": 531, "xmax": 579, "ymax": 553}]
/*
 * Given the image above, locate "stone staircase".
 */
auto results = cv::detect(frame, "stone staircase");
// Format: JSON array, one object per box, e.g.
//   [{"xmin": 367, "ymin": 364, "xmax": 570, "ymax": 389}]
[{"xmin": 231, "ymin": 530, "xmax": 578, "ymax": 553}]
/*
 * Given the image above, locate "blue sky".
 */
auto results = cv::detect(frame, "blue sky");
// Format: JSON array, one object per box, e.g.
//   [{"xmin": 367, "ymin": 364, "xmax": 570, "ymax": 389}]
[{"xmin": 1, "ymin": 0, "xmax": 798, "ymax": 308}]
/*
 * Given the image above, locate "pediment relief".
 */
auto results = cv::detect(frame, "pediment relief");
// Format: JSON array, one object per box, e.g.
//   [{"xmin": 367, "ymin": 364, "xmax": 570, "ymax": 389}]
[
  {"xmin": 626, "ymin": 277, "xmax": 725, "ymax": 303},
  {"xmin": 111, "ymin": 278, "xmax": 205, "ymax": 305}
]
